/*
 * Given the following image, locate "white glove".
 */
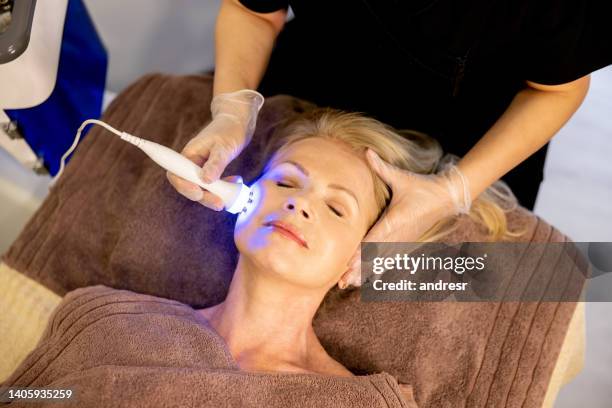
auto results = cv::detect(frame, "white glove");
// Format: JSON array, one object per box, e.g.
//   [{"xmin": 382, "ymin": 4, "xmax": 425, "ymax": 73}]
[
  {"xmin": 166, "ymin": 89, "xmax": 264, "ymax": 210},
  {"xmin": 340, "ymin": 150, "xmax": 472, "ymax": 288}
]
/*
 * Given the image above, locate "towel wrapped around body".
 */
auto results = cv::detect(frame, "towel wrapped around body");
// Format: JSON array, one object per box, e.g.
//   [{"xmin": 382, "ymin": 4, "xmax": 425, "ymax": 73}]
[{"xmin": 0, "ymin": 285, "xmax": 419, "ymax": 408}]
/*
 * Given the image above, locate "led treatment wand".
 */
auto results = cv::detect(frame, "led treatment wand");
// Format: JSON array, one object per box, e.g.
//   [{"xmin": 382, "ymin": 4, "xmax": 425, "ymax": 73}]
[{"xmin": 51, "ymin": 120, "xmax": 254, "ymax": 214}]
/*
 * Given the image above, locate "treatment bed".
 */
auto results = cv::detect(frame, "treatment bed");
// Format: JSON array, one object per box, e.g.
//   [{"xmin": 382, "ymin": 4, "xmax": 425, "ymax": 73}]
[{"xmin": 0, "ymin": 73, "xmax": 585, "ymax": 408}]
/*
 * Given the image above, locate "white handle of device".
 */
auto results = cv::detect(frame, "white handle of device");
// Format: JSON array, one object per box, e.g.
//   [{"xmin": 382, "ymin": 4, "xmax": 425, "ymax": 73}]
[
  {"xmin": 120, "ymin": 132, "xmax": 251, "ymax": 214},
  {"xmin": 51, "ymin": 119, "xmax": 253, "ymax": 214}
]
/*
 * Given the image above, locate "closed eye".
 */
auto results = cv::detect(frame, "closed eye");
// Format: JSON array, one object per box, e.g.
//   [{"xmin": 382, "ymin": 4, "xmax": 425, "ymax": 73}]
[
  {"xmin": 328, "ymin": 205, "xmax": 344, "ymax": 217},
  {"xmin": 275, "ymin": 180, "xmax": 345, "ymax": 218}
]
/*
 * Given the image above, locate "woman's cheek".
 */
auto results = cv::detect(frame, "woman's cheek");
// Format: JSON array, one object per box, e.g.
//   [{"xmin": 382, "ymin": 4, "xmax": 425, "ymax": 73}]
[
  {"xmin": 322, "ymin": 222, "xmax": 353, "ymax": 253},
  {"xmin": 235, "ymin": 182, "xmax": 266, "ymax": 230}
]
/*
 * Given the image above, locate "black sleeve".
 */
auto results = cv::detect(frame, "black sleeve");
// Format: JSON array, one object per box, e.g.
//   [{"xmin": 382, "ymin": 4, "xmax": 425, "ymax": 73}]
[
  {"xmin": 238, "ymin": 0, "xmax": 289, "ymax": 13},
  {"xmin": 520, "ymin": 0, "xmax": 612, "ymax": 85}
]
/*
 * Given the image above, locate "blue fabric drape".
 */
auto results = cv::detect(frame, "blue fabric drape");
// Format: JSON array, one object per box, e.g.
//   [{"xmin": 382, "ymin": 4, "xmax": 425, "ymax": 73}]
[{"xmin": 5, "ymin": 0, "xmax": 107, "ymax": 176}]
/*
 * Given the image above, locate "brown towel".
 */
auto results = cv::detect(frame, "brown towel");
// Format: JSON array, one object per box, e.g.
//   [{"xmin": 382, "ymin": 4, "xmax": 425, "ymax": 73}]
[
  {"xmin": 1, "ymin": 73, "xmax": 582, "ymax": 407},
  {"xmin": 314, "ymin": 215, "xmax": 584, "ymax": 408},
  {"xmin": 0, "ymin": 285, "xmax": 418, "ymax": 408}
]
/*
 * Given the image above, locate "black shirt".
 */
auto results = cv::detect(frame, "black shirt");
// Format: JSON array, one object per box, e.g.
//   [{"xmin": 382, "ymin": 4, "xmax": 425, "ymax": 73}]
[{"xmin": 238, "ymin": 0, "xmax": 612, "ymax": 209}]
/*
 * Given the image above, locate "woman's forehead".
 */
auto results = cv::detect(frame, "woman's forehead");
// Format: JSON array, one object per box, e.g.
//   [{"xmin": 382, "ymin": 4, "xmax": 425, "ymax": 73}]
[
  {"xmin": 272, "ymin": 138, "xmax": 366, "ymax": 175},
  {"xmin": 269, "ymin": 138, "xmax": 378, "ymax": 211}
]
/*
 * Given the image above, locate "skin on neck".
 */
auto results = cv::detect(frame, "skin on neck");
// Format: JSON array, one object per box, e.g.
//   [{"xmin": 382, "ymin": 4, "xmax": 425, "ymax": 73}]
[{"xmin": 202, "ymin": 255, "xmax": 331, "ymax": 372}]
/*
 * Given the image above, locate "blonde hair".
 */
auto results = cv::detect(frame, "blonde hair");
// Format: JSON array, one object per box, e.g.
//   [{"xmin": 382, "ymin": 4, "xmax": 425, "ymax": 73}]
[{"xmin": 263, "ymin": 107, "xmax": 524, "ymax": 242}]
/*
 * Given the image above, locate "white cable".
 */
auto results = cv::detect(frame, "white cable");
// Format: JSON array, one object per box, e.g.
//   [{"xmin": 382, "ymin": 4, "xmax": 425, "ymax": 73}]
[
  {"xmin": 50, "ymin": 119, "xmax": 122, "ymax": 188},
  {"xmin": 48, "ymin": 119, "xmax": 254, "ymax": 214}
]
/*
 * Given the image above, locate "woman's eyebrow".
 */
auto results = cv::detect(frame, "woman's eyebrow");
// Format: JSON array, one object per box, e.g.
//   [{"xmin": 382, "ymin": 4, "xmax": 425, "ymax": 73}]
[{"xmin": 278, "ymin": 160, "xmax": 360, "ymax": 210}]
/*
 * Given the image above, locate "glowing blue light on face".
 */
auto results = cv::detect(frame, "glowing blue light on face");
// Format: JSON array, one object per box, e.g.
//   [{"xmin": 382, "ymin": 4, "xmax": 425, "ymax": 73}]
[
  {"xmin": 235, "ymin": 180, "xmax": 263, "ymax": 227},
  {"xmin": 234, "ymin": 178, "xmax": 274, "ymax": 252},
  {"xmin": 234, "ymin": 157, "xmax": 300, "ymax": 252}
]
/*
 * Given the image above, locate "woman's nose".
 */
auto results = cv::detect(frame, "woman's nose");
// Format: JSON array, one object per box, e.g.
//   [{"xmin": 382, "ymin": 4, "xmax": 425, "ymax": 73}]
[{"xmin": 284, "ymin": 198, "xmax": 311, "ymax": 220}]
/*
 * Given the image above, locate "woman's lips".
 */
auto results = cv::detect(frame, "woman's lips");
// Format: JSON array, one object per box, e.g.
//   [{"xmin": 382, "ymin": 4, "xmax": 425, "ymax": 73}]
[{"xmin": 263, "ymin": 221, "xmax": 309, "ymax": 249}]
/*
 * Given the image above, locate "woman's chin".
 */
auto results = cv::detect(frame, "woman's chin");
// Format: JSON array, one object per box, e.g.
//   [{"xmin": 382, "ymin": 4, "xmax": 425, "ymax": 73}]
[
  {"xmin": 237, "ymin": 245, "xmax": 338, "ymax": 290},
  {"xmin": 253, "ymin": 244, "xmax": 306, "ymax": 267},
  {"xmin": 240, "ymin": 244, "xmax": 308, "ymax": 273}
]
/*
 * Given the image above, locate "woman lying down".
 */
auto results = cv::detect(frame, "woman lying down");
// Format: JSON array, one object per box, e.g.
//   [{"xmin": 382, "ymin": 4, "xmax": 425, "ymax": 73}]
[{"xmin": 1, "ymin": 109, "xmax": 518, "ymax": 407}]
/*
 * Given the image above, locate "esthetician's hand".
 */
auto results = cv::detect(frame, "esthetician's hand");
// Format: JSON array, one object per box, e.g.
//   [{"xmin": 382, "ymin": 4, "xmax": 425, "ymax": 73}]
[
  {"xmin": 342, "ymin": 148, "xmax": 472, "ymax": 287},
  {"xmin": 166, "ymin": 89, "xmax": 264, "ymax": 210}
]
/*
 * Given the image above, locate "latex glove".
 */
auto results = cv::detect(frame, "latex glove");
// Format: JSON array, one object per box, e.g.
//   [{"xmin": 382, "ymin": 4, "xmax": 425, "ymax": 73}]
[
  {"xmin": 343, "ymin": 148, "xmax": 472, "ymax": 287},
  {"xmin": 166, "ymin": 89, "xmax": 264, "ymax": 210}
]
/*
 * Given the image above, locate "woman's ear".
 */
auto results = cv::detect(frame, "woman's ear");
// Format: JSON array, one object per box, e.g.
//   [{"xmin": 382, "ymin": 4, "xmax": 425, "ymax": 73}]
[{"xmin": 338, "ymin": 265, "xmax": 361, "ymax": 289}]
